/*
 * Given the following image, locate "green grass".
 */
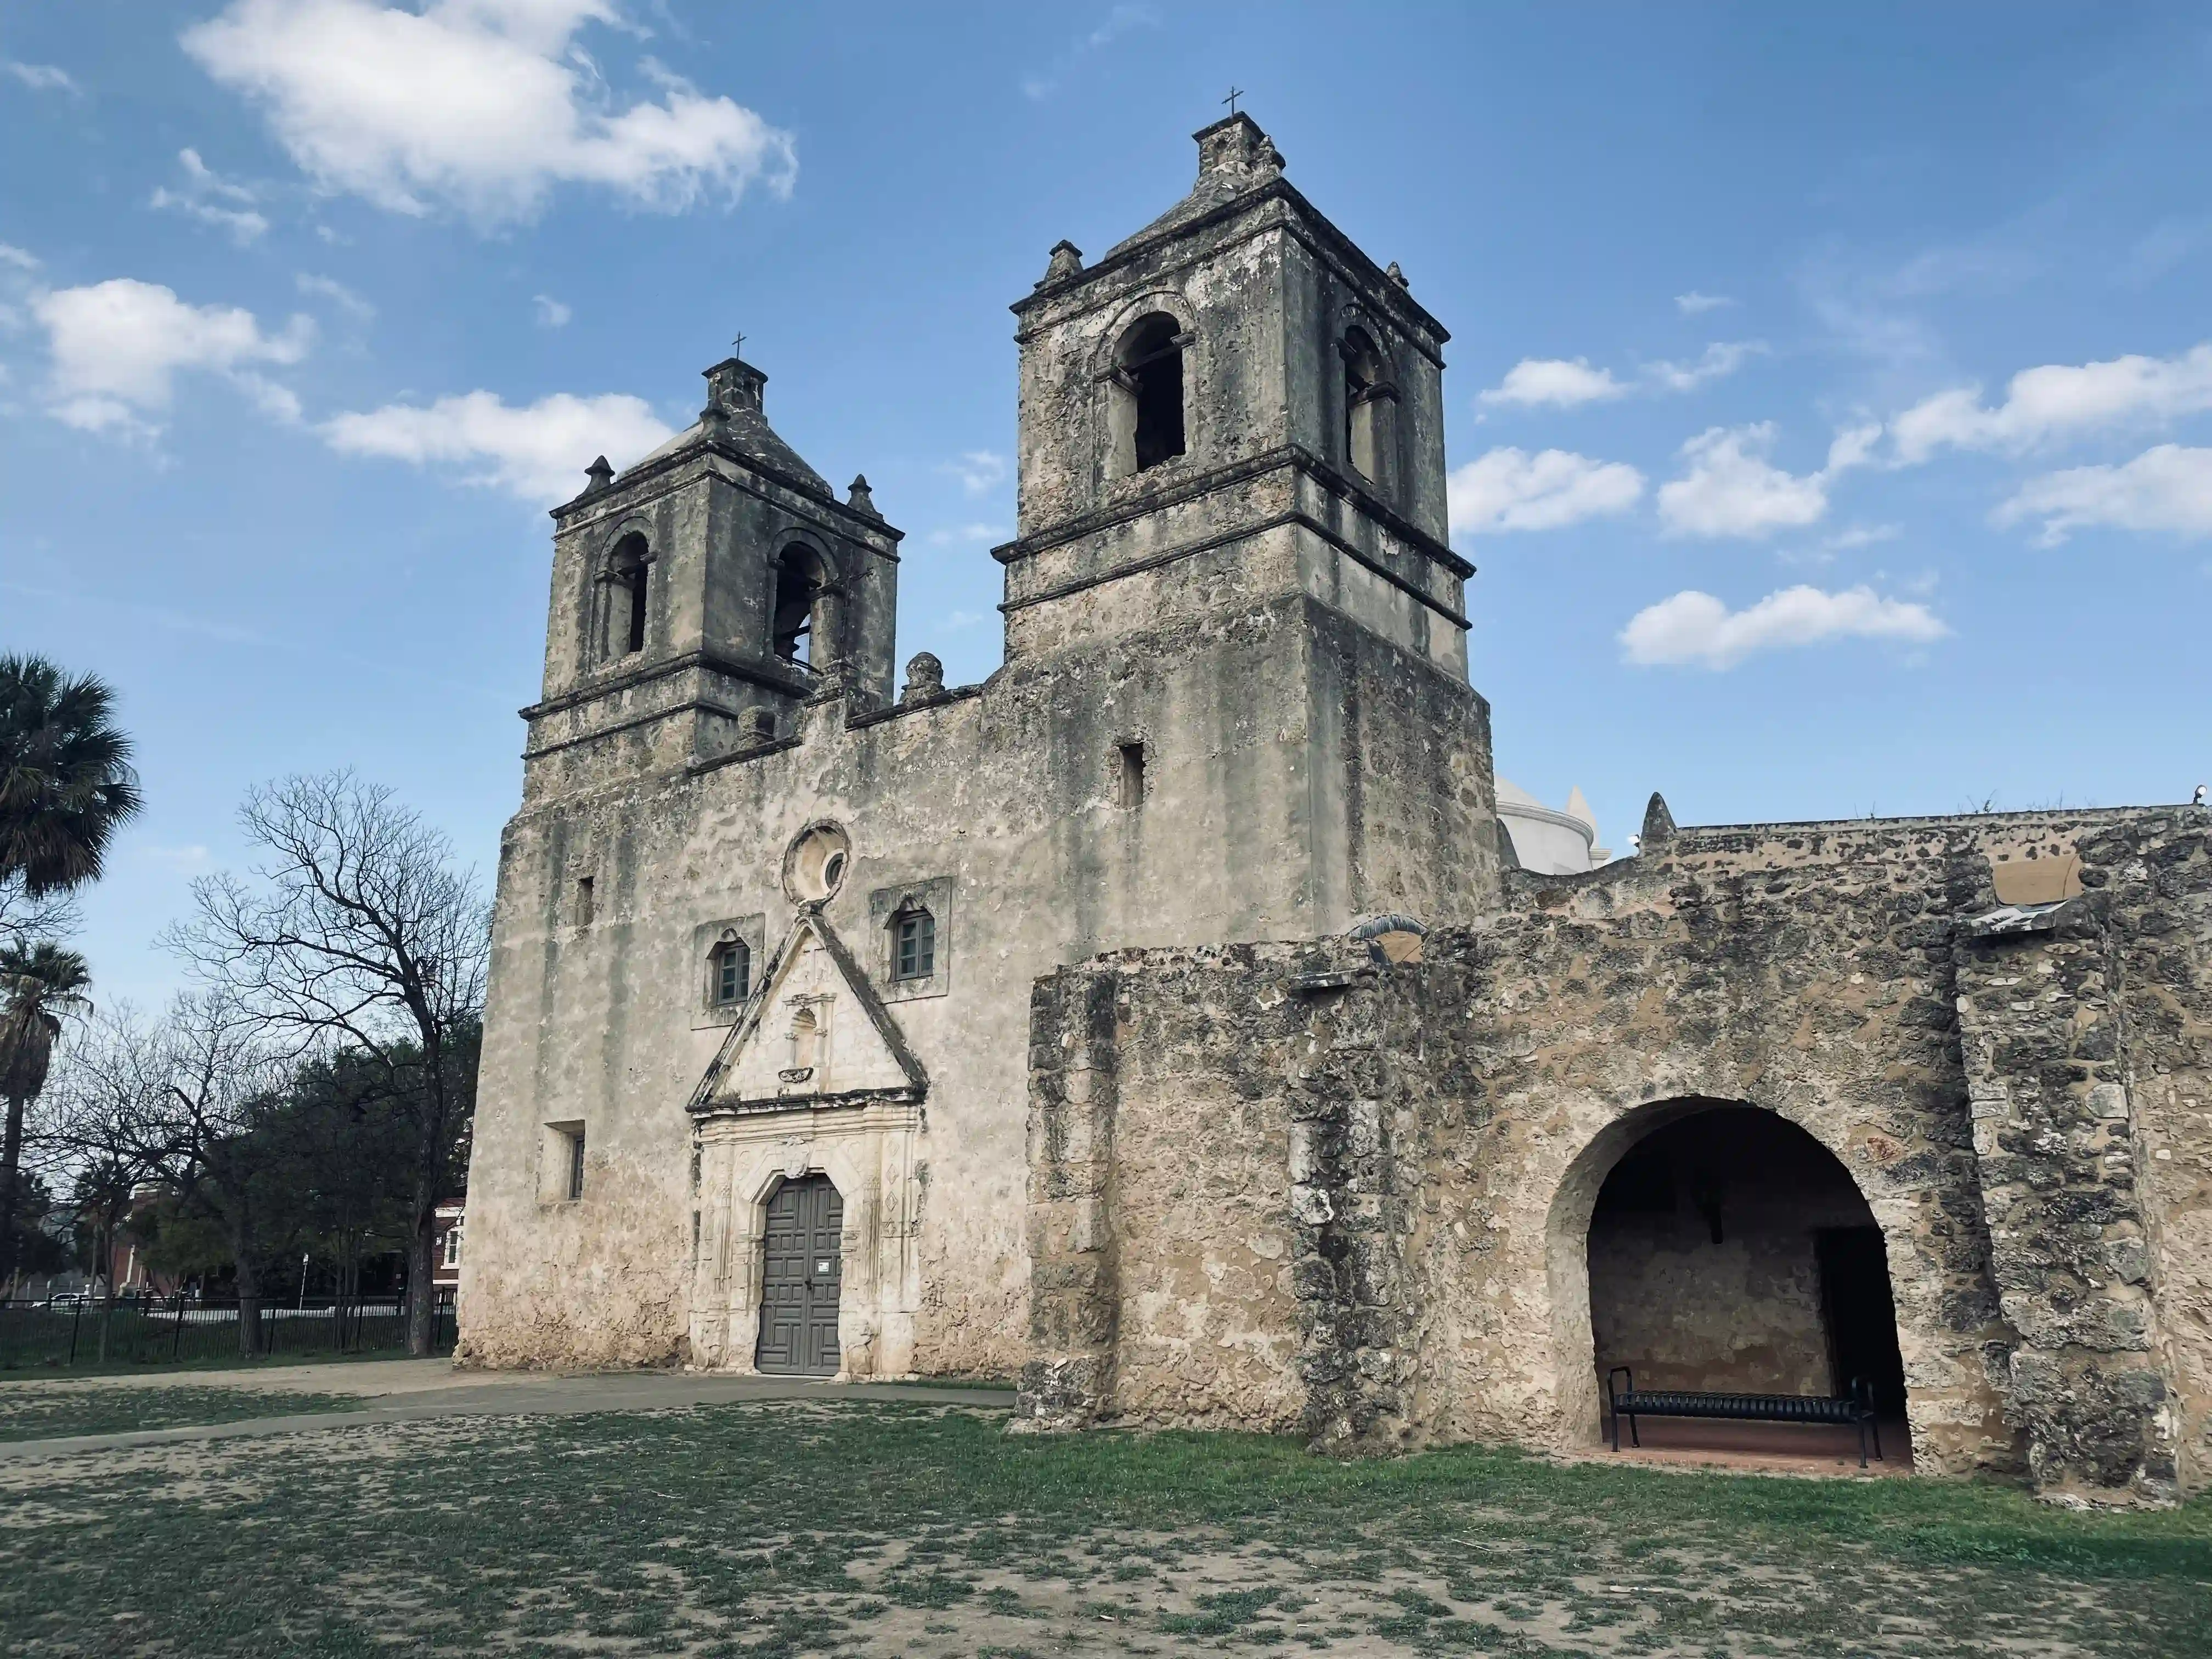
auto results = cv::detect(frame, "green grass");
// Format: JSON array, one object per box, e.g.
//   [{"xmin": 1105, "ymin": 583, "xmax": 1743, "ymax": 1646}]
[
  {"xmin": 0, "ymin": 1384, "xmax": 369, "ymax": 1442},
  {"xmin": 1, "ymin": 1399, "xmax": 2205, "ymax": 1656}
]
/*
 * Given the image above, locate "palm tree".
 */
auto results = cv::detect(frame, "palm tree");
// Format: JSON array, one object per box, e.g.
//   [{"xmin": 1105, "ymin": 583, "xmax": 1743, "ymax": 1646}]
[
  {"xmin": 0, "ymin": 944, "xmax": 92, "ymax": 1290},
  {"xmin": 0, "ymin": 654, "xmax": 143, "ymax": 897}
]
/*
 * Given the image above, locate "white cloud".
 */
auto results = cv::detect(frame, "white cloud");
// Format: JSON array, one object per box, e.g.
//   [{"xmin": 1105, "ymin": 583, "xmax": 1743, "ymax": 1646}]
[
  {"xmin": 1889, "ymin": 343, "xmax": 2212, "ymax": 465},
  {"xmin": 1675, "ymin": 291, "xmax": 1735, "ymax": 315},
  {"xmin": 1479, "ymin": 357, "xmax": 1627, "ymax": 409},
  {"xmin": 1481, "ymin": 342, "xmax": 1763, "ymax": 408},
  {"xmin": 1994, "ymin": 444, "xmax": 2212, "ymax": 546},
  {"xmin": 1447, "ymin": 447, "xmax": 1644, "ymax": 535},
  {"xmin": 1621, "ymin": 585, "xmax": 1949, "ymax": 669},
  {"xmin": 182, "ymin": 0, "xmax": 797, "ymax": 223},
  {"xmin": 320, "ymin": 389, "xmax": 674, "ymax": 503},
  {"xmin": 0, "ymin": 244, "xmax": 38, "ymax": 271},
  {"xmin": 4, "ymin": 61, "xmax": 79, "ymax": 95},
  {"xmin": 532, "ymin": 294, "xmax": 571, "ymax": 328},
  {"xmin": 149, "ymin": 148, "xmax": 270, "ymax": 243},
  {"xmin": 940, "ymin": 449, "xmax": 1007, "ymax": 496},
  {"xmin": 296, "ymin": 272, "xmax": 375, "ymax": 320},
  {"xmin": 1656, "ymin": 422, "xmax": 1868, "ymax": 539},
  {"xmin": 926, "ymin": 522, "xmax": 1009, "ymax": 548},
  {"xmin": 33, "ymin": 279, "xmax": 312, "ymax": 433},
  {"xmin": 1645, "ymin": 340, "xmax": 1765, "ymax": 392}
]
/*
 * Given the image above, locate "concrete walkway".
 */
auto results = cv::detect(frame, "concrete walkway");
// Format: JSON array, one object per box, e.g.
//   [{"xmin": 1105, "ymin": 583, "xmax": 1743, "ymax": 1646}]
[{"xmin": 0, "ymin": 1365, "xmax": 1014, "ymax": 1464}]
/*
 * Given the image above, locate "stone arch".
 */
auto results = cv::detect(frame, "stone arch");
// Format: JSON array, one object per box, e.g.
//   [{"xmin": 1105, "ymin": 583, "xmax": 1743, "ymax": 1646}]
[
  {"xmin": 769, "ymin": 533, "xmax": 843, "ymax": 670},
  {"xmin": 1094, "ymin": 290, "xmax": 1198, "ymax": 483},
  {"xmin": 592, "ymin": 524, "xmax": 654, "ymax": 662},
  {"xmin": 1541, "ymin": 1093, "xmax": 1914, "ymax": 1458}
]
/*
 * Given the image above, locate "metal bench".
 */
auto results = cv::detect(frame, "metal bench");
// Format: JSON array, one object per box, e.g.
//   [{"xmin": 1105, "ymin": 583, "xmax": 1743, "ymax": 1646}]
[{"xmin": 1607, "ymin": 1367, "xmax": 1883, "ymax": 1467}]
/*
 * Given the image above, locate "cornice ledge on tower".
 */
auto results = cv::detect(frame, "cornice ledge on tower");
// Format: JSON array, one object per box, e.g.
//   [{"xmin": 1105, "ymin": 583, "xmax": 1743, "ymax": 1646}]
[{"xmin": 991, "ymin": 442, "xmax": 1472, "ymax": 580}]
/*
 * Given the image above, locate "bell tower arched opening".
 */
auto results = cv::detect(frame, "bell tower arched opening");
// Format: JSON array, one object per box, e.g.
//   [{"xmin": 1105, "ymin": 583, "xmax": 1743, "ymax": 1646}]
[{"xmin": 1107, "ymin": 311, "xmax": 1188, "ymax": 478}]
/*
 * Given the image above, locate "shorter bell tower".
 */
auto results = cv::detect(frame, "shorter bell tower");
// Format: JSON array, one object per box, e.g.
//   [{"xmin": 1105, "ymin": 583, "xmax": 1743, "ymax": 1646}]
[{"xmin": 520, "ymin": 354, "xmax": 902, "ymax": 803}]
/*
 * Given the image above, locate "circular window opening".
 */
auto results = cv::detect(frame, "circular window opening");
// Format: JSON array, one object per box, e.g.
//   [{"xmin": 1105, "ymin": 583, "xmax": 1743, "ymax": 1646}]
[{"xmin": 784, "ymin": 822, "xmax": 853, "ymax": 902}]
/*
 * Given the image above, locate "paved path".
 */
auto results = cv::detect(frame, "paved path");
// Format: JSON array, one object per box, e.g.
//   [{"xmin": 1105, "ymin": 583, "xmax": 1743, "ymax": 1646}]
[{"xmin": 0, "ymin": 1368, "xmax": 1015, "ymax": 1464}]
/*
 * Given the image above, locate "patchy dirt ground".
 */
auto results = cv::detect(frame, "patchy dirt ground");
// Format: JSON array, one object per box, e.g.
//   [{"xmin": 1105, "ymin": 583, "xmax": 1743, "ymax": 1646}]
[{"xmin": 2, "ymin": 1398, "xmax": 2204, "ymax": 1656}]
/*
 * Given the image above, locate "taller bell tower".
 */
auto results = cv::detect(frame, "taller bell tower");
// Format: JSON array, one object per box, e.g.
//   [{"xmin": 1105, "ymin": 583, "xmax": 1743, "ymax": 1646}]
[
  {"xmin": 1001, "ymin": 113, "xmax": 1468, "ymax": 683},
  {"xmin": 1001, "ymin": 112, "xmax": 1500, "ymax": 923}
]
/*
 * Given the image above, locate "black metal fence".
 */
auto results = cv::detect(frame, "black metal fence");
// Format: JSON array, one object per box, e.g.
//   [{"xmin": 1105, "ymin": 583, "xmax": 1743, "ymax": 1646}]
[{"xmin": 0, "ymin": 1293, "xmax": 456, "ymax": 1372}]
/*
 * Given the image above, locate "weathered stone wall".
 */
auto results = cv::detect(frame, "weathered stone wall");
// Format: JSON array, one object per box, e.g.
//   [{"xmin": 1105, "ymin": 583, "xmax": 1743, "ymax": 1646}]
[
  {"xmin": 1018, "ymin": 806, "xmax": 2212, "ymax": 1504},
  {"xmin": 1022, "ymin": 949, "xmax": 1304, "ymax": 1432}
]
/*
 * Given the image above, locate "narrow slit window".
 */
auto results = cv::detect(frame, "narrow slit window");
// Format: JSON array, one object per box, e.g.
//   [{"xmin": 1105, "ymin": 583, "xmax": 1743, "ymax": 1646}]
[
  {"xmin": 574, "ymin": 876, "xmax": 595, "ymax": 927},
  {"xmin": 625, "ymin": 560, "xmax": 648, "ymax": 653},
  {"xmin": 1118, "ymin": 741, "xmax": 1146, "ymax": 809},
  {"xmin": 1341, "ymin": 328, "xmax": 1386, "ymax": 483},
  {"xmin": 894, "ymin": 909, "xmax": 936, "ymax": 980},
  {"xmin": 566, "ymin": 1127, "xmax": 586, "ymax": 1201}
]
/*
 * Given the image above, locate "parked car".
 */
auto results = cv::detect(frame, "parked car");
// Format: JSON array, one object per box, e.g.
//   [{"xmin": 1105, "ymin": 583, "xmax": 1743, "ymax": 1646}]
[{"xmin": 43, "ymin": 1293, "xmax": 91, "ymax": 1308}]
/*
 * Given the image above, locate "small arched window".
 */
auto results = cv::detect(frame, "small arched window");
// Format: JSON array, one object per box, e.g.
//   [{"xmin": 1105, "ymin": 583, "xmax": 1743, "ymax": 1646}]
[
  {"xmin": 771, "ymin": 546, "xmax": 827, "ymax": 668},
  {"xmin": 1108, "ymin": 312, "xmax": 1189, "ymax": 478},
  {"xmin": 599, "ymin": 533, "xmax": 651, "ymax": 661},
  {"xmin": 1341, "ymin": 327, "xmax": 1387, "ymax": 483},
  {"xmin": 891, "ymin": 904, "xmax": 936, "ymax": 981},
  {"xmin": 710, "ymin": 935, "xmax": 751, "ymax": 1008}
]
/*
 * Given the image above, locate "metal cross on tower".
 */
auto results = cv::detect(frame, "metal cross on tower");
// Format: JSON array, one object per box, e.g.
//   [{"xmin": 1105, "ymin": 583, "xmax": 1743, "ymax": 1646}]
[
  {"xmin": 731, "ymin": 331, "xmax": 747, "ymax": 358},
  {"xmin": 1222, "ymin": 86, "xmax": 1243, "ymax": 116}
]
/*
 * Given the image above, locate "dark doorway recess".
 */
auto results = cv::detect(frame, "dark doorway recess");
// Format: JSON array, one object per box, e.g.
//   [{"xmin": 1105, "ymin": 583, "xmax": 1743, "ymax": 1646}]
[
  {"xmin": 756, "ymin": 1173, "xmax": 843, "ymax": 1376},
  {"xmin": 1818, "ymin": 1227, "xmax": 1909, "ymax": 1415}
]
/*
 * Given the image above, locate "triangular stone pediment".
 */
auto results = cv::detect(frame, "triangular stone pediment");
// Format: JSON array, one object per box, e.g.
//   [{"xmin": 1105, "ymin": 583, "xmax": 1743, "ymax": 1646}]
[{"xmin": 691, "ymin": 909, "xmax": 927, "ymax": 1113}]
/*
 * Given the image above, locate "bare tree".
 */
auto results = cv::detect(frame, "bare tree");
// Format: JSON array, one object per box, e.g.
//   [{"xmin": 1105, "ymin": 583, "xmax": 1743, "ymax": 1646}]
[
  {"xmin": 166, "ymin": 772, "xmax": 488, "ymax": 1355},
  {"xmin": 28, "ymin": 1005, "xmax": 172, "ymax": 1348}
]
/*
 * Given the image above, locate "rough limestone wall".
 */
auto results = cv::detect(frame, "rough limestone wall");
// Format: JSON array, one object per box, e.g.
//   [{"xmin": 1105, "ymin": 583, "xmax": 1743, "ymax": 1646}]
[
  {"xmin": 1954, "ymin": 899, "xmax": 2170, "ymax": 1501},
  {"xmin": 2092, "ymin": 814, "xmax": 2212, "ymax": 1490},
  {"xmin": 1019, "ymin": 948, "xmax": 1304, "ymax": 1431}
]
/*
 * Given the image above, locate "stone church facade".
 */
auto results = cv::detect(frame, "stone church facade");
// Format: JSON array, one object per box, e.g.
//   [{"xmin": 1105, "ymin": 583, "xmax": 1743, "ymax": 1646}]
[{"xmin": 460, "ymin": 116, "xmax": 2211, "ymax": 1507}]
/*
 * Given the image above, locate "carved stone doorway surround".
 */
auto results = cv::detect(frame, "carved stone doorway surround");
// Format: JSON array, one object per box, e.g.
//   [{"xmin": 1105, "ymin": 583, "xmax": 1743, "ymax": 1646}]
[
  {"xmin": 689, "ymin": 1098, "xmax": 924, "ymax": 1378},
  {"xmin": 684, "ymin": 909, "xmax": 930, "ymax": 1379}
]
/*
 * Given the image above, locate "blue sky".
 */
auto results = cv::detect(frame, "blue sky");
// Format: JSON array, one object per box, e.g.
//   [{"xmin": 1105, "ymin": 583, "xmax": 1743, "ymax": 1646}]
[{"xmin": 3, "ymin": 2, "xmax": 2208, "ymax": 1005}]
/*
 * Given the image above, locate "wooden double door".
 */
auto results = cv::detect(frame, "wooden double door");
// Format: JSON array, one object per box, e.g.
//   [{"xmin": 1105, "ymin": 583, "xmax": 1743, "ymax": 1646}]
[{"xmin": 755, "ymin": 1174, "xmax": 843, "ymax": 1376}]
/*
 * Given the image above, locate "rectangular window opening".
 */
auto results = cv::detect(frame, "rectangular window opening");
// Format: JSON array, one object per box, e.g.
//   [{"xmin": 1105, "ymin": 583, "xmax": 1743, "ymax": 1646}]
[
  {"xmin": 575, "ymin": 876, "xmax": 595, "ymax": 927},
  {"xmin": 1118, "ymin": 742, "xmax": 1146, "ymax": 810},
  {"xmin": 894, "ymin": 911, "xmax": 936, "ymax": 981},
  {"xmin": 566, "ymin": 1126, "xmax": 586, "ymax": 1201}
]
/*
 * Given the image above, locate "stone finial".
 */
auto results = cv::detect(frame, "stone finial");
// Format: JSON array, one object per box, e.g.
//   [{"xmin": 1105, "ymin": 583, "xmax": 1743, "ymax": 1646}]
[
  {"xmin": 847, "ymin": 474, "xmax": 881, "ymax": 518},
  {"xmin": 1039, "ymin": 240, "xmax": 1084, "ymax": 287},
  {"xmin": 584, "ymin": 455, "xmax": 613, "ymax": 493},
  {"xmin": 703, "ymin": 356, "xmax": 768, "ymax": 415},
  {"xmin": 1385, "ymin": 261, "xmax": 1409, "ymax": 288},
  {"xmin": 900, "ymin": 651, "xmax": 946, "ymax": 705},
  {"xmin": 1640, "ymin": 791, "xmax": 1677, "ymax": 849},
  {"xmin": 1195, "ymin": 111, "xmax": 1284, "ymax": 182}
]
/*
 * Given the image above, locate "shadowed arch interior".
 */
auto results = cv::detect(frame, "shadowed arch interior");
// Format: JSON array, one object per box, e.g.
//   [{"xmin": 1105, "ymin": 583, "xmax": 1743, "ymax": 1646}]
[{"xmin": 1587, "ymin": 1105, "xmax": 1907, "ymax": 1412}]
